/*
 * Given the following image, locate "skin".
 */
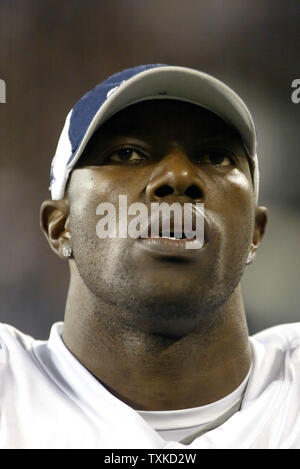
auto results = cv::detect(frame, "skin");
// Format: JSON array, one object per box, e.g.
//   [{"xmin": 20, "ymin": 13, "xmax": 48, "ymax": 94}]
[{"xmin": 41, "ymin": 100, "xmax": 268, "ymax": 411}]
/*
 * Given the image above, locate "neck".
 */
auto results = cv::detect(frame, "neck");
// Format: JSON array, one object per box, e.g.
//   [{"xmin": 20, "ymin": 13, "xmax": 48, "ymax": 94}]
[{"xmin": 62, "ymin": 265, "xmax": 252, "ymax": 411}]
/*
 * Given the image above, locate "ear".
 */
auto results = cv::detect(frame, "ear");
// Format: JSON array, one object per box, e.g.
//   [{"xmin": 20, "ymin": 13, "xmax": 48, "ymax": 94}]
[
  {"xmin": 40, "ymin": 199, "xmax": 72, "ymax": 260},
  {"xmin": 247, "ymin": 206, "xmax": 268, "ymax": 265}
]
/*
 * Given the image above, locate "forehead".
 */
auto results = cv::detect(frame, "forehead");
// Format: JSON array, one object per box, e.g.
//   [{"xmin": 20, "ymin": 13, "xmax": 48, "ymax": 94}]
[{"xmin": 92, "ymin": 99, "xmax": 244, "ymax": 143}]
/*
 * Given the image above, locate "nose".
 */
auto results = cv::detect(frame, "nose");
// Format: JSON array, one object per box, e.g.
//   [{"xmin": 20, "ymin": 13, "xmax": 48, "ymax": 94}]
[{"xmin": 146, "ymin": 147, "xmax": 204, "ymax": 203}]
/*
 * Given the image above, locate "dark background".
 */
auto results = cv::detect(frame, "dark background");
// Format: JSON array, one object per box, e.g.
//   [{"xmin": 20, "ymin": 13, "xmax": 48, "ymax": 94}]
[{"xmin": 0, "ymin": 0, "xmax": 299, "ymax": 339}]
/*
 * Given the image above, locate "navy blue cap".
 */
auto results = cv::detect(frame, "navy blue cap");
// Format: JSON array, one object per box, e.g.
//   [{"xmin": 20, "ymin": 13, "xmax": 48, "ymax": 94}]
[{"xmin": 50, "ymin": 64, "xmax": 259, "ymax": 201}]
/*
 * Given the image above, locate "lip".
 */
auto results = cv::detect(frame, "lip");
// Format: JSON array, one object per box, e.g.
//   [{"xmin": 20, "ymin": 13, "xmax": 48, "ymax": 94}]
[{"xmin": 135, "ymin": 236, "xmax": 208, "ymax": 258}]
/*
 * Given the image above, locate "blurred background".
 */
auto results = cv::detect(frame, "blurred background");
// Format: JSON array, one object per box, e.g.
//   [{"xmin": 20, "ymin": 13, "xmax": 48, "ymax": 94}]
[{"xmin": 0, "ymin": 0, "xmax": 299, "ymax": 338}]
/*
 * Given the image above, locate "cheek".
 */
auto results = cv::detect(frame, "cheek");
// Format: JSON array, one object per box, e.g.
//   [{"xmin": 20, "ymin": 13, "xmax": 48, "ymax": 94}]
[
  {"xmin": 69, "ymin": 169, "xmax": 125, "ymax": 223},
  {"xmin": 224, "ymin": 181, "xmax": 255, "ymax": 256},
  {"xmin": 68, "ymin": 169, "xmax": 140, "ymax": 255},
  {"xmin": 211, "ymin": 171, "xmax": 255, "ymax": 254},
  {"xmin": 227, "ymin": 169, "xmax": 252, "ymax": 194},
  {"xmin": 217, "ymin": 170, "xmax": 254, "ymax": 224}
]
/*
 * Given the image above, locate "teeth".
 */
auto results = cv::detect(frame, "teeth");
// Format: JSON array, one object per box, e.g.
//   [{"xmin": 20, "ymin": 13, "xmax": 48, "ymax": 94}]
[
  {"xmin": 160, "ymin": 233, "xmax": 196, "ymax": 240},
  {"xmin": 161, "ymin": 233, "xmax": 183, "ymax": 239}
]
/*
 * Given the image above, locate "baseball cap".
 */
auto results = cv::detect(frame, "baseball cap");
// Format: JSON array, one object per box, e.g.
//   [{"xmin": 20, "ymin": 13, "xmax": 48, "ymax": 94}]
[{"xmin": 49, "ymin": 64, "xmax": 259, "ymax": 201}]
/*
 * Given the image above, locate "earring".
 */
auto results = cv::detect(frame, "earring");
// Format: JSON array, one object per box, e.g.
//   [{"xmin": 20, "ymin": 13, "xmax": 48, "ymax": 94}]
[
  {"xmin": 63, "ymin": 246, "xmax": 73, "ymax": 258},
  {"xmin": 246, "ymin": 252, "xmax": 253, "ymax": 265}
]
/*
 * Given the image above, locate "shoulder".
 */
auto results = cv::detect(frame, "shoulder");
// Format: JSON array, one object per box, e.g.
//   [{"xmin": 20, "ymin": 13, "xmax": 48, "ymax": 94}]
[
  {"xmin": 0, "ymin": 323, "xmax": 45, "ymax": 406},
  {"xmin": 0, "ymin": 322, "xmax": 36, "ymax": 365},
  {"xmin": 0, "ymin": 322, "xmax": 36, "ymax": 346},
  {"xmin": 251, "ymin": 322, "xmax": 300, "ymax": 348},
  {"xmin": 250, "ymin": 322, "xmax": 300, "ymax": 369}
]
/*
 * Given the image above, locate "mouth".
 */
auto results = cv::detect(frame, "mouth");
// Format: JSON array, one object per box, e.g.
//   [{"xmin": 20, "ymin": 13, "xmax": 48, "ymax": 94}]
[
  {"xmin": 136, "ymin": 206, "xmax": 209, "ymax": 257},
  {"xmin": 145, "ymin": 229, "xmax": 198, "ymax": 240}
]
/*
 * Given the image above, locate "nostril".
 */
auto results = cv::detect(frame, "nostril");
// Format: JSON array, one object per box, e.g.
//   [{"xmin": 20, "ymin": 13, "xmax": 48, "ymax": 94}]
[
  {"xmin": 185, "ymin": 185, "xmax": 203, "ymax": 200},
  {"xmin": 154, "ymin": 185, "xmax": 174, "ymax": 198}
]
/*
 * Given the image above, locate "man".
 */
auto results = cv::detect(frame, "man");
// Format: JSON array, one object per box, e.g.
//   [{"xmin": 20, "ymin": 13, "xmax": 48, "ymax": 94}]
[{"xmin": 0, "ymin": 64, "xmax": 299, "ymax": 449}]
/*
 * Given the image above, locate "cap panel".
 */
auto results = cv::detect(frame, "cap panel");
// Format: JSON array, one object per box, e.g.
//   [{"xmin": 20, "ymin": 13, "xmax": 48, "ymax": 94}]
[
  {"xmin": 68, "ymin": 64, "xmax": 167, "ymax": 161},
  {"xmin": 49, "ymin": 109, "xmax": 73, "ymax": 200},
  {"xmin": 253, "ymin": 154, "xmax": 259, "ymax": 203}
]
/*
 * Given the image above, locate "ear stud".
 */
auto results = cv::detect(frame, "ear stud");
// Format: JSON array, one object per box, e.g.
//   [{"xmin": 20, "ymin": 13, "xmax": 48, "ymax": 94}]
[
  {"xmin": 246, "ymin": 252, "xmax": 253, "ymax": 265},
  {"xmin": 63, "ymin": 246, "xmax": 73, "ymax": 258}
]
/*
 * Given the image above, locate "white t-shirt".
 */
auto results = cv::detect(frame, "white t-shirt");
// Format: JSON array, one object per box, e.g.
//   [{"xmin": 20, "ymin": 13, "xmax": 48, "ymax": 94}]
[
  {"xmin": 0, "ymin": 321, "xmax": 299, "ymax": 449},
  {"xmin": 139, "ymin": 365, "xmax": 252, "ymax": 444}
]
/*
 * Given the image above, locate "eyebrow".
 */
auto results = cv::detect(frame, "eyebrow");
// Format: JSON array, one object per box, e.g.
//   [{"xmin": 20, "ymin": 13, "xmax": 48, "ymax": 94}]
[
  {"xmin": 105, "ymin": 121, "xmax": 150, "ymax": 137},
  {"xmin": 195, "ymin": 134, "xmax": 242, "ymax": 144},
  {"xmin": 195, "ymin": 134, "xmax": 247, "ymax": 155}
]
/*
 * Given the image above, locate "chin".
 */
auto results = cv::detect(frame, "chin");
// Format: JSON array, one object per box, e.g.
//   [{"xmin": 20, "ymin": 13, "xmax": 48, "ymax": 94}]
[{"xmin": 120, "ymin": 290, "xmax": 218, "ymax": 335}]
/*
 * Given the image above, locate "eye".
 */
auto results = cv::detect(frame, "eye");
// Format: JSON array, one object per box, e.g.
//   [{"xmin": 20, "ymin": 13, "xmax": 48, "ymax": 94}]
[
  {"xmin": 197, "ymin": 148, "xmax": 236, "ymax": 167},
  {"xmin": 107, "ymin": 147, "xmax": 148, "ymax": 163}
]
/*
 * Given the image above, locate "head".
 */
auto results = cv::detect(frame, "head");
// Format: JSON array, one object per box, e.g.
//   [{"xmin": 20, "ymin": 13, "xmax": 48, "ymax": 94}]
[{"xmin": 41, "ymin": 65, "xmax": 267, "ymax": 339}]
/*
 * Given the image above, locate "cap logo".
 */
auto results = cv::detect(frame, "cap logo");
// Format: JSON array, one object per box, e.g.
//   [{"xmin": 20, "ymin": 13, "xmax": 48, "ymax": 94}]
[{"xmin": 106, "ymin": 80, "xmax": 127, "ymax": 99}]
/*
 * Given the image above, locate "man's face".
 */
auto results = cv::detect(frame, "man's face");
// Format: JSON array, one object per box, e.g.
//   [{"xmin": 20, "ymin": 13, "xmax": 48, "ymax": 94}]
[{"xmin": 66, "ymin": 100, "xmax": 256, "ymax": 338}]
